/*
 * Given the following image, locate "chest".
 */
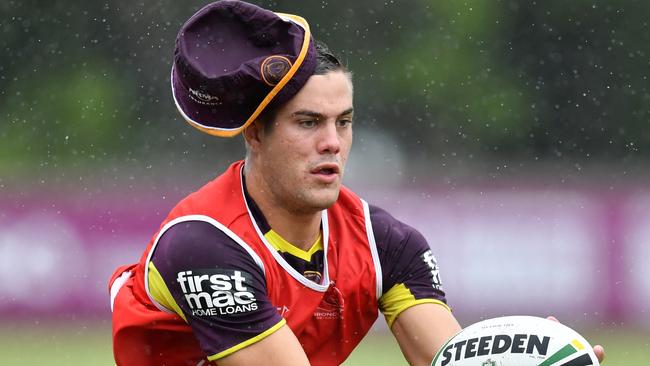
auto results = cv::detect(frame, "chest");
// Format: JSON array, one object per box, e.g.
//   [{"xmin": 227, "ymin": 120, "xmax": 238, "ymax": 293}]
[{"xmin": 262, "ymin": 233, "xmax": 380, "ymax": 365}]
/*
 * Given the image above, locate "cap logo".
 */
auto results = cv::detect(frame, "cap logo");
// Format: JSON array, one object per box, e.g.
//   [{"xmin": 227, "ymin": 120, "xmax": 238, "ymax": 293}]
[
  {"xmin": 189, "ymin": 88, "xmax": 221, "ymax": 106},
  {"xmin": 261, "ymin": 55, "xmax": 292, "ymax": 86}
]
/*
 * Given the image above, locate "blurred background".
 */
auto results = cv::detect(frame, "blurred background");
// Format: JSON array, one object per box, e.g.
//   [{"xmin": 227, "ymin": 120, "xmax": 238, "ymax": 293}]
[{"xmin": 1, "ymin": 0, "xmax": 649, "ymax": 364}]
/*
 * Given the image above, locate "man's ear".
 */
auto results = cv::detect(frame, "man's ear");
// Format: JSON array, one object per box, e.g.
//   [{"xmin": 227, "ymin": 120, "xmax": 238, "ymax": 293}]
[{"xmin": 243, "ymin": 120, "xmax": 264, "ymax": 152}]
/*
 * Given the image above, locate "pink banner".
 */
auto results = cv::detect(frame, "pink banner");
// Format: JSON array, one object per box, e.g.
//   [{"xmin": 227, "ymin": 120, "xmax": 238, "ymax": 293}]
[{"xmin": 1, "ymin": 187, "xmax": 645, "ymax": 327}]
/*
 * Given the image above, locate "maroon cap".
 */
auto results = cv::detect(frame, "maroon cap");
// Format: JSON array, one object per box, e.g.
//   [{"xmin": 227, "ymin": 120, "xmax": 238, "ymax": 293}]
[{"xmin": 171, "ymin": 0, "xmax": 317, "ymax": 137}]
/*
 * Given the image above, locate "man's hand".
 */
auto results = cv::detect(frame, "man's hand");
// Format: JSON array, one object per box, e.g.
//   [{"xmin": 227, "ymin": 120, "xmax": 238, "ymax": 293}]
[{"xmin": 547, "ymin": 316, "xmax": 605, "ymax": 363}]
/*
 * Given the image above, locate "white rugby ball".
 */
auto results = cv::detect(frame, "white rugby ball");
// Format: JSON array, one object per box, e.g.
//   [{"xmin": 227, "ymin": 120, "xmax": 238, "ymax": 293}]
[{"xmin": 431, "ymin": 316, "xmax": 599, "ymax": 366}]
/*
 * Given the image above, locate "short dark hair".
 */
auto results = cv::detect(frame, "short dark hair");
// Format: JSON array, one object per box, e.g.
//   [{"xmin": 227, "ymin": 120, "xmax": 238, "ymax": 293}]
[
  {"xmin": 257, "ymin": 40, "xmax": 349, "ymax": 133},
  {"xmin": 313, "ymin": 40, "xmax": 348, "ymax": 75}
]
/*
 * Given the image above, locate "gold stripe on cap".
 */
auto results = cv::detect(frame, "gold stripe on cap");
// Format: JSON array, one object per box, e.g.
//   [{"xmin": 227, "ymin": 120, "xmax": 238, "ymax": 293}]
[{"xmin": 190, "ymin": 13, "xmax": 312, "ymax": 137}]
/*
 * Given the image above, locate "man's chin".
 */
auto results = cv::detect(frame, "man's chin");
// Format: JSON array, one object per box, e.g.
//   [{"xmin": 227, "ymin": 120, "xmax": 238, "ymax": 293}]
[{"xmin": 307, "ymin": 189, "xmax": 341, "ymax": 211}]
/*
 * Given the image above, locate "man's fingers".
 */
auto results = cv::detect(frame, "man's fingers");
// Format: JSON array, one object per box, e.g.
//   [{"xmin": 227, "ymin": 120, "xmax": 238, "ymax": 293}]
[
  {"xmin": 593, "ymin": 344, "xmax": 605, "ymax": 363},
  {"xmin": 547, "ymin": 316, "xmax": 604, "ymax": 363}
]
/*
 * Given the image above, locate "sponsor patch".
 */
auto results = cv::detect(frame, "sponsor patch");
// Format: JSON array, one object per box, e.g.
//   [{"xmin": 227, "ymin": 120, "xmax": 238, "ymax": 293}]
[
  {"xmin": 176, "ymin": 268, "xmax": 258, "ymax": 317},
  {"xmin": 421, "ymin": 250, "xmax": 443, "ymax": 291},
  {"xmin": 188, "ymin": 88, "xmax": 222, "ymax": 106}
]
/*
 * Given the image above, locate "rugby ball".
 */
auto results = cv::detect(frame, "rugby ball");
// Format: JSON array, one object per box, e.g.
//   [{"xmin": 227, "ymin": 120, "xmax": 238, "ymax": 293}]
[{"xmin": 430, "ymin": 316, "xmax": 599, "ymax": 366}]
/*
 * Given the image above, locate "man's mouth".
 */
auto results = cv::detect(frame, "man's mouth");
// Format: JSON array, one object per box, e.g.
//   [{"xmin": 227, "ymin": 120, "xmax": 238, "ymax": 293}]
[{"xmin": 311, "ymin": 163, "xmax": 340, "ymax": 176}]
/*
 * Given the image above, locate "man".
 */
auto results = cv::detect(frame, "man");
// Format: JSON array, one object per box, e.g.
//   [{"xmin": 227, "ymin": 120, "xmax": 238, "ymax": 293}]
[{"xmin": 109, "ymin": 1, "xmax": 604, "ymax": 365}]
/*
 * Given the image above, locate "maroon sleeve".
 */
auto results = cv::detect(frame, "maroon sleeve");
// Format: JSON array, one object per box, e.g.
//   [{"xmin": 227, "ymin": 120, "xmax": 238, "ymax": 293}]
[
  {"xmin": 150, "ymin": 219, "xmax": 283, "ymax": 358},
  {"xmin": 370, "ymin": 204, "xmax": 448, "ymax": 304}
]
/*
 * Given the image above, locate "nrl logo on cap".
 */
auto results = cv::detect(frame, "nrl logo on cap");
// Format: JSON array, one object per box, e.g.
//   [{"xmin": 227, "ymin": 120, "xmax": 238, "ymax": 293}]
[
  {"xmin": 189, "ymin": 87, "xmax": 221, "ymax": 106},
  {"xmin": 261, "ymin": 55, "xmax": 292, "ymax": 86}
]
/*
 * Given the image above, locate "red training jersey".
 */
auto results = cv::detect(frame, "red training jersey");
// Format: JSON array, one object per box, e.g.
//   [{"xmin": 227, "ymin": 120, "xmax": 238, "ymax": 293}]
[{"xmin": 110, "ymin": 161, "xmax": 382, "ymax": 365}]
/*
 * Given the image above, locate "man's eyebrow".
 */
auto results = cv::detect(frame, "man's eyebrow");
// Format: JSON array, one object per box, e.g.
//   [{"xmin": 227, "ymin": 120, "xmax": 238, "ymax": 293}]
[
  {"xmin": 292, "ymin": 110, "xmax": 322, "ymax": 118},
  {"xmin": 291, "ymin": 107, "xmax": 354, "ymax": 118},
  {"xmin": 340, "ymin": 107, "xmax": 354, "ymax": 116}
]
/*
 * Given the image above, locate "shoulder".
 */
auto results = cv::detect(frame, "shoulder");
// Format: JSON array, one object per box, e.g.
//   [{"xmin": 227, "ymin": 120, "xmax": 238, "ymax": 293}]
[
  {"xmin": 366, "ymin": 206, "xmax": 449, "ymax": 326},
  {"xmin": 144, "ymin": 217, "xmax": 285, "ymax": 360},
  {"xmin": 368, "ymin": 204, "xmax": 429, "ymax": 252},
  {"xmin": 150, "ymin": 216, "xmax": 264, "ymax": 274},
  {"xmin": 367, "ymin": 204, "xmax": 445, "ymax": 297}
]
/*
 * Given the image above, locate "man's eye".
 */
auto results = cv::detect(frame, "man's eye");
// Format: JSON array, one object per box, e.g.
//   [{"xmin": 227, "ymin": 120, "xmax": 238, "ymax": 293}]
[
  {"xmin": 337, "ymin": 119, "xmax": 353, "ymax": 127},
  {"xmin": 299, "ymin": 120, "xmax": 317, "ymax": 128}
]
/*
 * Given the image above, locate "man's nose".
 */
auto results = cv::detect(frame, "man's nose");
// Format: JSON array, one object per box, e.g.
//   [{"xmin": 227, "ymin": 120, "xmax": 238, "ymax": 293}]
[{"xmin": 317, "ymin": 121, "xmax": 341, "ymax": 154}]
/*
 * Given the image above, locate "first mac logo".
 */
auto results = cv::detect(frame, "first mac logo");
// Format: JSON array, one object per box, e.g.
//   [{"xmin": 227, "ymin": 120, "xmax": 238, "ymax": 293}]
[{"xmin": 177, "ymin": 269, "xmax": 258, "ymax": 317}]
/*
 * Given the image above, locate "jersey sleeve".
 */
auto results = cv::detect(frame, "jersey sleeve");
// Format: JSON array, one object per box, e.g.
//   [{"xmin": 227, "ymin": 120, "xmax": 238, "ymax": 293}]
[
  {"xmin": 370, "ymin": 205, "xmax": 451, "ymax": 327},
  {"xmin": 147, "ymin": 219, "xmax": 284, "ymax": 361}
]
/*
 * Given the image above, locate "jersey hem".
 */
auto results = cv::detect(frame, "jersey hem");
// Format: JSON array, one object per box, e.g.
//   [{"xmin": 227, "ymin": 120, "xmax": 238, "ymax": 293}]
[{"xmin": 206, "ymin": 318, "xmax": 287, "ymax": 361}]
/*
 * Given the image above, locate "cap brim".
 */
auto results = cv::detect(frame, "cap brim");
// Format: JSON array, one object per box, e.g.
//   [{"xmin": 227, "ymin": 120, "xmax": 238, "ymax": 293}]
[
  {"xmin": 171, "ymin": 13, "xmax": 313, "ymax": 138},
  {"xmin": 171, "ymin": 65, "xmax": 245, "ymax": 137}
]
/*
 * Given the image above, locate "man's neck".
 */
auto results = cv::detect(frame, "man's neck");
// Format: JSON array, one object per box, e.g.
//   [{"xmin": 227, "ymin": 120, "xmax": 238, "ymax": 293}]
[{"xmin": 244, "ymin": 167, "xmax": 322, "ymax": 251}]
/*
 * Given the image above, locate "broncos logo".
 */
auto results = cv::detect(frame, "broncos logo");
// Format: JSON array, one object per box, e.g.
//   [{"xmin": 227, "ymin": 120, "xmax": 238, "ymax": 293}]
[{"xmin": 261, "ymin": 55, "xmax": 292, "ymax": 86}]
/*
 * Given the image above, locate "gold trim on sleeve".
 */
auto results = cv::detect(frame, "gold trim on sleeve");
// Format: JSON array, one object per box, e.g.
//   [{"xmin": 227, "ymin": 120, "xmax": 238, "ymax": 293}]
[
  {"xmin": 379, "ymin": 283, "xmax": 451, "ymax": 327},
  {"xmin": 207, "ymin": 319, "xmax": 287, "ymax": 361},
  {"xmin": 147, "ymin": 261, "xmax": 188, "ymax": 322}
]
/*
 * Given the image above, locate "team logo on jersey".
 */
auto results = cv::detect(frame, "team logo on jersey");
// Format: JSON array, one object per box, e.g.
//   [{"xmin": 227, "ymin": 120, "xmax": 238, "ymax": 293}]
[
  {"xmin": 421, "ymin": 250, "xmax": 443, "ymax": 291},
  {"xmin": 176, "ymin": 269, "xmax": 258, "ymax": 317},
  {"xmin": 314, "ymin": 282, "xmax": 344, "ymax": 320}
]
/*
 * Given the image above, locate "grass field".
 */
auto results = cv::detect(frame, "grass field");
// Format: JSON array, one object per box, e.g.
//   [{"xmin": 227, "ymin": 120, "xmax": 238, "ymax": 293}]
[{"xmin": 0, "ymin": 321, "xmax": 647, "ymax": 365}]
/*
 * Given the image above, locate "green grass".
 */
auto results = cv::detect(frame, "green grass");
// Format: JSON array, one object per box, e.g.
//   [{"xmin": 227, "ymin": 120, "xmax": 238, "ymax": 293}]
[
  {"xmin": 0, "ymin": 320, "xmax": 113, "ymax": 365},
  {"xmin": 0, "ymin": 321, "xmax": 647, "ymax": 365}
]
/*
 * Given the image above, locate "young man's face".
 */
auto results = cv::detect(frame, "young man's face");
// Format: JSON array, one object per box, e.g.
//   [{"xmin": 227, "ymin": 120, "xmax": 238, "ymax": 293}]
[{"xmin": 252, "ymin": 70, "xmax": 354, "ymax": 214}]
